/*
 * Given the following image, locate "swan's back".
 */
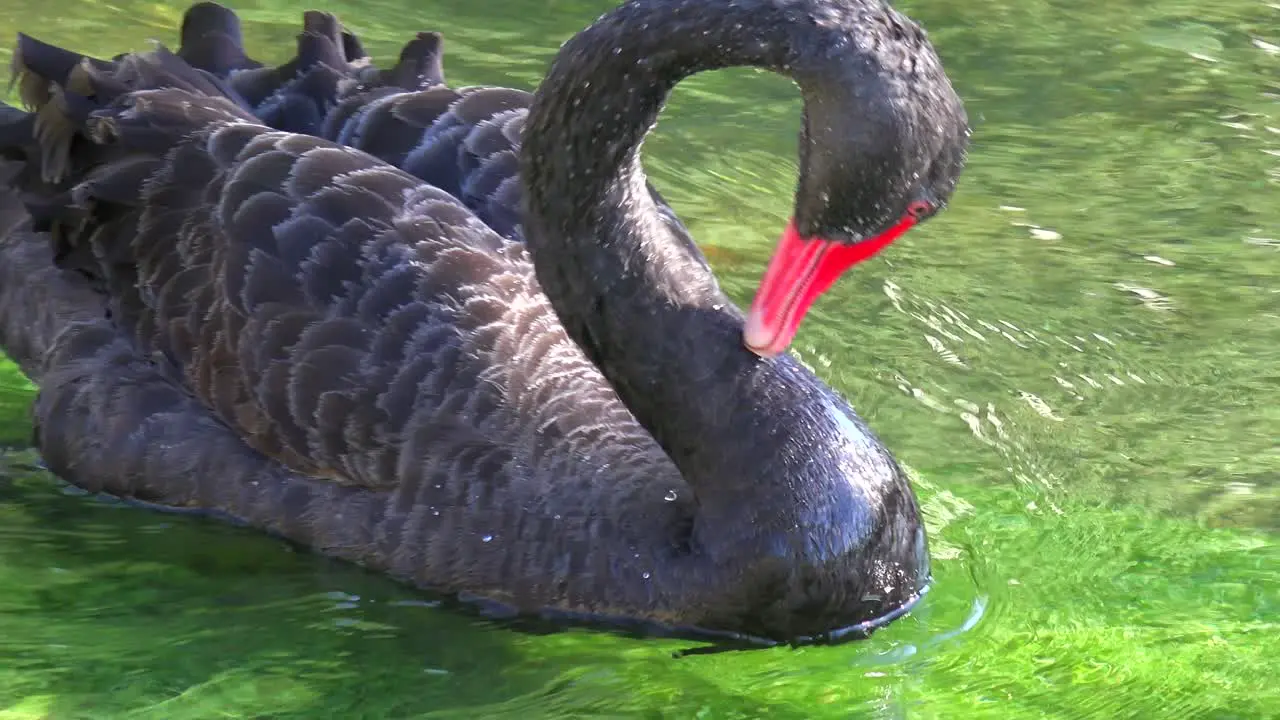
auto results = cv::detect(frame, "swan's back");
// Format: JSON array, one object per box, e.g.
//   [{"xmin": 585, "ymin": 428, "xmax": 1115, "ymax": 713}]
[
  {"xmin": 160, "ymin": 9, "xmax": 535, "ymax": 238},
  {"xmin": 220, "ymin": 12, "xmax": 698, "ymax": 249},
  {"xmin": 3, "ymin": 48, "xmax": 695, "ymax": 614},
  {"xmin": 8, "ymin": 3, "xmax": 668, "ymax": 247}
]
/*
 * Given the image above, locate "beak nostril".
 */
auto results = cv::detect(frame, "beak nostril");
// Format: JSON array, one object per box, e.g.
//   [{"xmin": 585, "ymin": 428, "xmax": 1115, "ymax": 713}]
[{"xmin": 905, "ymin": 199, "xmax": 932, "ymax": 219}]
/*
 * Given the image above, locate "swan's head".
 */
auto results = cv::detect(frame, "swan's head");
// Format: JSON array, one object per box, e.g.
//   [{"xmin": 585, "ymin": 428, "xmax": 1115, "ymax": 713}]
[{"xmin": 744, "ymin": 10, "xmax": 970, "ymax": 357}]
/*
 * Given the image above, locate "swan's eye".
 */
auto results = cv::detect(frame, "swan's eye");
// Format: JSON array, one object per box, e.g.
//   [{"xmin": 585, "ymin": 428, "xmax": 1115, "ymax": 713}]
[{"xmin": 905, "ymin": 200, "xmax": 933, "ymax": 219}]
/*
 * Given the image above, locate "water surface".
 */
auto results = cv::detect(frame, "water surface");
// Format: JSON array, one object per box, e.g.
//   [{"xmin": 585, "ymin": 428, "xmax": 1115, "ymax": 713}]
[{"xmin": 0, "ymin": 0, "xmax": 1276, "ymax": 717}]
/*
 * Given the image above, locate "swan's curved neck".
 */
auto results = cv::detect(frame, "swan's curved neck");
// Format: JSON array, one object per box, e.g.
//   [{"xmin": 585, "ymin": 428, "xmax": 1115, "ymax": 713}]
[{"xmin": 520, "ymin": 0, "xmax": 897, "ymax": 540}]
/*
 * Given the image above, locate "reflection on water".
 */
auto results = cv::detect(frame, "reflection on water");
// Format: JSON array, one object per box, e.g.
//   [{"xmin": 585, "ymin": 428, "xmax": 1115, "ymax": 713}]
[{"xmin": 0, "ymin": 0, "xmax": 1277, "ymax": 717}]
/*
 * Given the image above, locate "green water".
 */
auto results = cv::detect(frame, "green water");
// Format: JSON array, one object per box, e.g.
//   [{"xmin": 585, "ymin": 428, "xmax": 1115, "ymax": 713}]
[{"xmin": 0, "ymin": 0, "xmax": 1277, "ymax": 717}]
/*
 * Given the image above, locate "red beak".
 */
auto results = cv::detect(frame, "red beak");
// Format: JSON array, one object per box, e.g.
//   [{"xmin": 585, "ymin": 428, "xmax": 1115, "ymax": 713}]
[{"xmin": 743, "ymin": 216, "xmax": 917, "ymax": 357}]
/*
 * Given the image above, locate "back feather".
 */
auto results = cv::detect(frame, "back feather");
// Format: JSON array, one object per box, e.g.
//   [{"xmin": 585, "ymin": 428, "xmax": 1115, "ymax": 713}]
[{"xmin": 1, "ymin": 39, "xmax": 672, "ymax": 507}]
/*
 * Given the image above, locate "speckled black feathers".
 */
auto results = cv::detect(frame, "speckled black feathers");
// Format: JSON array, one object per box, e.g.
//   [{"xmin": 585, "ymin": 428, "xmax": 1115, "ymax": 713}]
[
  {"xmin": 0, "ymin": 0, "xmax": 967, "ymax": 644},
  {"xmin": 2, "ymin": 40, "xmax": 697, "ymax": 616}
]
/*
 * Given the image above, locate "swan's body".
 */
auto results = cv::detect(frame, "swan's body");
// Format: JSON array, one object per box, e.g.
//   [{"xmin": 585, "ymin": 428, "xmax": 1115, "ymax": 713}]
[{"xmin": 0, "ymin": 0, "xmax": 968, "ymax": 644}]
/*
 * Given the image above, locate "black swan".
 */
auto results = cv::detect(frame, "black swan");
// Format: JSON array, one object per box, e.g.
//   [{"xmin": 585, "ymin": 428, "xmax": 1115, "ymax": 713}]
[{"xmin": 0, "ymin": 0, "xmax": 969, "ymax": 644}]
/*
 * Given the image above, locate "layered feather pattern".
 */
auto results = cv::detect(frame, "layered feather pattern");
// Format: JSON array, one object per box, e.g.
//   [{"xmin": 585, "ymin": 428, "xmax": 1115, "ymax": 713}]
[{"xmin": 3, "ymin": 46, "xmax": 698, "ymax": 619}]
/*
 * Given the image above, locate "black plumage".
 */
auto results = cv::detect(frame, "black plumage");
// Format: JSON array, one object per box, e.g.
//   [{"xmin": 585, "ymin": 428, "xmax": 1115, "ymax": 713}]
[{"xmin": 0, "ymin": 0, "xmax": 969, "ymax": 644}]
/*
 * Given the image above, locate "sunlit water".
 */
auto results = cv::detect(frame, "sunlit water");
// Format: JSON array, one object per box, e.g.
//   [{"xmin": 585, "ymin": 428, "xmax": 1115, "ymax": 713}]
[{"xmin": 0, "ymin": 0, "xmax": 1276, "ymax": 717}]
